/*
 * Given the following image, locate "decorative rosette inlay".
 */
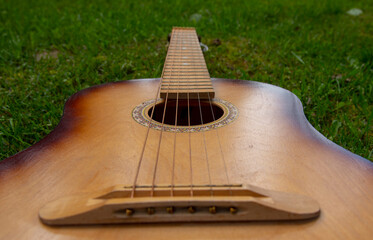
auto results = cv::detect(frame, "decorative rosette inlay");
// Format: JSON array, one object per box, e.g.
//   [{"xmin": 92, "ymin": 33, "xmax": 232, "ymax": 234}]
[{"xmin": 132, "ymin": 98, "xmax": 238, "ymax": 133}]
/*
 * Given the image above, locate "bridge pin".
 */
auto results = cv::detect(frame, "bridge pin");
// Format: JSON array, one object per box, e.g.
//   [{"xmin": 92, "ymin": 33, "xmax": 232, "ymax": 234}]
[
  {"xmin": 230, "ymin": 207, "xmax": 237, "ymax": 214},
  {"xmin": 166, "ymin": 207, "xmax": 174, "ymax": 214},
  {"xmin": 125, "ymin": 209, "xmax": 134, "ymax": 216},
  {"xmin": 188, "ymin": 206, "xmax": 196, "ymax": 213},
  {"xmin": 147, "ymin": 207, "xmax": 155, "ymax": 215},
  {"xmin": 209, "ymin": 206, "xmax": 216, "ymax": 214}
]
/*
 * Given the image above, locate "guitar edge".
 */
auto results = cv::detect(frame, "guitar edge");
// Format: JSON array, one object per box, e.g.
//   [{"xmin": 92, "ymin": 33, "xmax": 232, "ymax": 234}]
[{"xmin": 0, "ymin": 78, "xmax": 373, "ymax": 239}]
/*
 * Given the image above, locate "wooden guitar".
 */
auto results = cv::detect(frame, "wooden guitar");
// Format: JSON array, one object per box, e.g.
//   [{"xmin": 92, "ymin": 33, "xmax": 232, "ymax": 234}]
[{"xmin": 1, "ymin": 27, "xmax": 372, "ymax": 239}]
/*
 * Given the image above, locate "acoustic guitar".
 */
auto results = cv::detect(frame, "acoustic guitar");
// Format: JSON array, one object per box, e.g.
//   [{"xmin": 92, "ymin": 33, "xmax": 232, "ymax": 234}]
[{"xmin": 0, "ymin": 27, "xmax": 372, "ymax": 239}]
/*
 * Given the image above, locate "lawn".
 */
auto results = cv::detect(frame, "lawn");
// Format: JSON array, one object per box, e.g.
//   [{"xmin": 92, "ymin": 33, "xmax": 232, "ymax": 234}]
[{"xmin": 0, "ymin": 0, "xmax": 372, "ymax": 161}]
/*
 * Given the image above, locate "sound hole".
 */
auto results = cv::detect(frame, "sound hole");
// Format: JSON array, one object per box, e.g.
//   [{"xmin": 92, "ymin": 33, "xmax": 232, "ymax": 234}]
[{"xmin": 148, "ymin": 100, "xmax": 224, "ymax": 126}]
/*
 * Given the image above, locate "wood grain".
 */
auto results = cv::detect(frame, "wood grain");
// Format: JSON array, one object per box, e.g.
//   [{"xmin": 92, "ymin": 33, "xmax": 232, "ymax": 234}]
[{"xmin": 1, "ymin": 78, "xmax": 373, "ymax": 239}]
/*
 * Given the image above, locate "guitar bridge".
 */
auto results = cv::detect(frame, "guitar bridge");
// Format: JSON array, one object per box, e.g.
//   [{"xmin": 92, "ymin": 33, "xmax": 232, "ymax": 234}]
[{"xmin": 39, "ymin": 184, "xmax": 320, "ymax": 225}]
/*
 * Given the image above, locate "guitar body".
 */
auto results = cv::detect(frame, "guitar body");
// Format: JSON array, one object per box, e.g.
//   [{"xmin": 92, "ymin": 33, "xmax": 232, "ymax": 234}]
[{"xmin": 0, "ymin": 78, "xmax": 372, "ymax": 239}]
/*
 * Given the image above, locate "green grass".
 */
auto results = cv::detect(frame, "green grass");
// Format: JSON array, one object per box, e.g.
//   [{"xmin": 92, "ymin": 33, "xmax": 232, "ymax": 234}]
[{"xmin": 0, "ymin": 0, "xmax": 372, "ymax": 160}]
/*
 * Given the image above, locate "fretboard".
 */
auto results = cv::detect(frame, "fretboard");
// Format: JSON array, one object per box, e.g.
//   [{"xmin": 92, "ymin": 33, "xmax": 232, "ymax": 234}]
[{"xmin": 160, "ymin": 27, "xmax": 215, "ymax": 100}]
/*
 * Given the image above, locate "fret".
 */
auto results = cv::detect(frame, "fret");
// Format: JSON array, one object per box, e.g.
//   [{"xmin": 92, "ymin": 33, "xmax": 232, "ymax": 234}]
[
  {"xmin": 161, "ymin": 82, "xmax": 212, "ymax": 86},
  {"xmin": 162, "ymin": 83, "xmax": 213, "ymax": 86},
  {"xmin": 171, "ymin": 36, "xmax": 198, "ymax": 38},
  {"xmin": 162, "ymin": 86, "xmax": 213, "ymax": 89},
  {"xmin": 163, "ymin": 73, "xmax": 209, "ymax": 76},
  {"xmin": 163, "ymin": 76, "xmax": 210, "ymax": 79},
  {"xmin": 166, "ymin": 57, "xmax": 205, "ymax": 60},
  {"xmin": 165, "ymin": 70, "xmax": 208, "ymax": 75},
  {"xmin": 167, "ymin": 49, "xmax": 202, "ymax": 51},
  {"xmin": 162, "ymin": 75, "xmax": 211, "ymax": 79},
  {"xmin": 164, "ymin": 66, "xmax": 207, "ymax": 69},
  {"xmin": 168, "ymin": 44, "xmax": 199, "ymax": 46},
  {"xmin": 163, "ymin": 75, "xmax": 209, "ymax": 78},
  {"xmin": 168, "ymin": 50, "xmax": 202, "ymax": 52},
  {"xmin": 167, "ymin": 53, "xmax": 203, "ymax": 55},
  {"xmin": 164, "ymin": 63, "xmax": 206, "ymax": 65},
  {"xmin": 163, "ymin": 77, "xmax": 210, "ymax": 79},
  {"xmin": 167, "ymin": 60, "xmax": 206, "ymax": 64},
  {"xmin": 169, "ymin": 42, "xmax": 199, "ymax": 44},
  {"xmin": 167, "ymin": 54, "xmax": 204, "ymax": 56},
  {"xmin": 165, "ymin": 62, "xmax": 206, "ymax": 64},
  {"xmin": 165, "ymin": 61, "xmax": 206, "ymax": 63},
  {"xmin": 166, "ymin": 56, "xmax": 204, "ymax": 58},
  {"xmin": 161, "ymin": 88, "xmax": 214, "ymax": 91},
  {"xmin": 171, "ymin": 37, "xmax": 198, "ymax": 39},
  {"xmin": 164, "ymin": 69, "xmax": 208, "ymax": 72},
  {"xmin": 163, "ymin": 72, "xmax": 209, "ymax": 74},
  {"xmin": 163, "ymin": 89, "xmax": 214, "ymax": 92},
  {"xmin": 163, "ymin": 58, "xmax": 206, "ymax": 61},
  {"xmin": 171, "ymin": 39, "xmax": 198, "ymax": 40},
  {"xmin": 162, "ymin": 80, "xmax": 211, "ymax": 82},
  {"xmin": 160, "ymin": 27, "xmax": 214, "ymax": 100},
  {"xmin": 168, "ymin": 47, "xmax": 200, "ymax": 48},
  {"xmin": 164, "ymin": 62, "xmax": 206, "ymax": 64},
  {"xmin": 168, "ymin": 49, "xmax": 200, "ymax": 50},
  {"xmin": 163, "ymin": 71, "xmax": 209, "ymax": 73},
  {"xmin": 168, "ymin": 47, "xmax": 201, "ymax": 49},
  {"xmin": 163, "ymin": 87, "xmax": 214, "ymax": 91},
  {"xmin": 169, "ymin": 44, "xmax": 199, "ymax": 46},
  {"xmin": 162, "ymin": 77, "xmax": 210, "ymax": 79},
  {"xmin": 169, "ymin": 54, "xmax": 204, "ymax": 57}
]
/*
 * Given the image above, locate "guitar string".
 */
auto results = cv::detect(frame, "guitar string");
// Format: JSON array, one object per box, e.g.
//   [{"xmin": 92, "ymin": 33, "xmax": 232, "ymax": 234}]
[
  {"xmin": 197, "ymin": 92, "xmax": 213, "ymax": 196},
  {"xmin": 132, "ymin": 29, "xmax": 220, "ymax": 199},
  {"xmin": 190, "ymin": 30, "xmax": 214, "ymax": 196},
  {"xmin": 130, "ymin": 31, "xmax": 173, "ymax": 198},
  {"xmin": 193, "ymin": 31, "xmax": 231, "ymax": 195},
  {"xmin": 185, "ymin": 32, "xmax": 197, "ymax": 197},
  {"xmin": 185, "ymin": 30, "xmax": 206, "ymax": 197},
  {"xmin": 182, "ymin": 32, "xmax": 197, "ymax": 197},
  {"xmin": 207, "ymin": 92, "xmax": 232, "ymax": 195},
  {"xmin": 161, "ymin": 30, "xmax": 199, "ymax": 198},
  {"xmin": 150, "ymin": 29, "xmax": 192, "ymax": 197},
  {"xmin": 150, "ymin": 83, "xmax": 170, "ymax": 197},
  {"xmin": 187, "ymin": 92, "xmax": 193, "ymax": 196},
  {"xmin": 164, "ymin": 30, "xmax": 200, "ymax": 197},
  {"xmin": 170, "ymin": 32, "xmax": 183, "ymax": 197},
  {"xmin": 170, "ymin": 90, "xmax": 179, "ymax": 197},
  {"xmin": 150, "ymin": 31, "xmax": 177, "ymax": 197},
  {"xmin": 187, "ymin": 30, "xmax": 214, "ymax": 196},
  {"xmin": 190, "ymin": 31, "xmax": 230, "ymax": 195},
  {"xmin": 130, "ymin": 80, "xmax": 163, "ymax": 198},
  {"xmin": 187, "ymin": 31, "xmax": 195, "ymax": 197},
  {"xmin": 166, "ymin": 31, "xmax": 193, "ymax": 197}
]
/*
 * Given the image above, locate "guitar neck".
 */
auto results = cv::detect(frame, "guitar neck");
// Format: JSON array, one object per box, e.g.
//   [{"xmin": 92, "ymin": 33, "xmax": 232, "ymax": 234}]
[{"xmin": 160, "ymin": 27, "xmax": 215, "ymax": 100}]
